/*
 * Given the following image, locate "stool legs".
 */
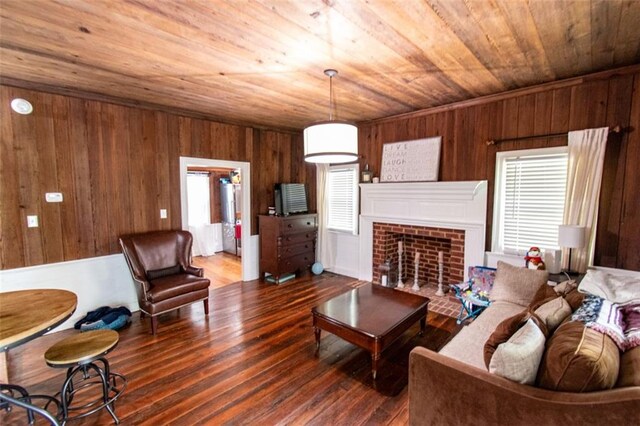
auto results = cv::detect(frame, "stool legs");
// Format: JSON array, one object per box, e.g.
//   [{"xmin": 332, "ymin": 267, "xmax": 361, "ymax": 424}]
[
  {"xmin": 56, "ymin": 358, "xmax": 125, "ymax": 425},
  {"xmin": 1, "ymin": 383, "xmax": 34, "ymax": 424}
]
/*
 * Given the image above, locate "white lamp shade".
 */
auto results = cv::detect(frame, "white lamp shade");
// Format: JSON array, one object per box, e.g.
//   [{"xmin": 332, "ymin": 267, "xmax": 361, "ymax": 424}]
[
  {"xmin": 558, "ymin": 225, "xmax": 586, "ymax": 248},
  {"xmin": 303, "ymin": 121, "xmax": 358, "ymax": 164}
]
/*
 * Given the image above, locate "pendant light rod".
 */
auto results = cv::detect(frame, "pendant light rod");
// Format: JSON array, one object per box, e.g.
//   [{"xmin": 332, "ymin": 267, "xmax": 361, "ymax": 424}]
[{"xmin": 324, "ymin": 69, "xmax": 337, "ymax": 121}]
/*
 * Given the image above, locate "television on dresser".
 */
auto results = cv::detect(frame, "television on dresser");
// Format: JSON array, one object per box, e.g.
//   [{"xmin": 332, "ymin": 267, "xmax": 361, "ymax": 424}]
[{"xmin": 274, "ymin": 183, "xmax": 308, "ymax": 216}]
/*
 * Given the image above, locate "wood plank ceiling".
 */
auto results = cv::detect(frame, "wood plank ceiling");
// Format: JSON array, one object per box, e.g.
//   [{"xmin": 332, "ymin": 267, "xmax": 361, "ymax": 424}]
[{"xmin": 1, "ymin": 0, "xmax": 639, "ymax": 131}]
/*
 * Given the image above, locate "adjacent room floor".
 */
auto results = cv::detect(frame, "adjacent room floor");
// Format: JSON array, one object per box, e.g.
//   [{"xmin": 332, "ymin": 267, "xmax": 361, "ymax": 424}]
[
  {"xmin": 2, "ymin": 273, "xmax": 460, "ymax": 425},
  {"xmin": 193, "ymin": 252, "xmax": 242, "ymax": 288}
]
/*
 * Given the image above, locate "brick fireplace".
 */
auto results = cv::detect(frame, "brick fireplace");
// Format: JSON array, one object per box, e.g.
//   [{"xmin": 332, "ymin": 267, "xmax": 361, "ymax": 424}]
[
  {"xmin": 358, "ymin": 181, "xmax": 488, "ymax": 313},
  {"xmin": 372, "ymin": 223, "xmax": 465, "ymax": 287},
  {"xmin": 358, "ymin": 181, "xmax": 487, "ymax": 318}
]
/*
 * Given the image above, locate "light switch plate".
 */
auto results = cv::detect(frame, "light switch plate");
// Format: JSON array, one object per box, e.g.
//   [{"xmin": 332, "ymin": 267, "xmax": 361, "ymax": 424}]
[
  {"xmin": 45, "ymin": 192, "xmax": 63, "ymax": 202},
  {"xmin": 27, "ymin": 215, "xmax": 39, "ymax": 228},
  {"xmin": 160, "ymin": 209, "xmax": 168, "ymax": 219}
]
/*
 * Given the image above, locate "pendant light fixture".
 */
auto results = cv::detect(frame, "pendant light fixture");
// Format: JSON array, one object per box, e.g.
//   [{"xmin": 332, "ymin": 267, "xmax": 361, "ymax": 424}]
[{"xmin": 303, "ymin": 69, "xmax": 358, "ymax": 163}]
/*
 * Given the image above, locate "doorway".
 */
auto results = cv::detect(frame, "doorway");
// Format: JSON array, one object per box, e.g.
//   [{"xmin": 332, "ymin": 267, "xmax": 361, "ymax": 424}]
[{"xmin": 179, "ymin": 157, "xmax": 254, "ymax": 284}]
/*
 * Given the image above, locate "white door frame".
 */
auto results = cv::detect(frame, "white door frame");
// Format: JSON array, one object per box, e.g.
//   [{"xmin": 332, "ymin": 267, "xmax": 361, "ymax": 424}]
[{"xmin": 180, "ymin": 156, "xmax": 254, "ymax": 281}]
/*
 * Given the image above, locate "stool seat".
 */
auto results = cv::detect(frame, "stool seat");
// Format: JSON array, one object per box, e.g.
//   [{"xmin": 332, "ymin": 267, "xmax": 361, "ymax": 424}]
[{"xmin": 45, "ymin": 330, "xmax": 119, "ymax": 366}]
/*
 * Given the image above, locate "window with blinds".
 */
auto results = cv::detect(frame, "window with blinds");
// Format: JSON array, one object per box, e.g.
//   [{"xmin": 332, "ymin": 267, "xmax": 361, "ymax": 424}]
[
  {"xmin": 327, "ymin": 165, "xmax": 359, "ymax": 234},
  {"xmin": 493, "ymin": 147, "xmax": 568, "ymax": 253}
]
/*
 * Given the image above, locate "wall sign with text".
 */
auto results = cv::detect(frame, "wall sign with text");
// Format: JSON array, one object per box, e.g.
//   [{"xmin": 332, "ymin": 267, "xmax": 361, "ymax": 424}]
[{"xmin": 380, "ymin": 136, "xmax": 442, "ymax": 182}]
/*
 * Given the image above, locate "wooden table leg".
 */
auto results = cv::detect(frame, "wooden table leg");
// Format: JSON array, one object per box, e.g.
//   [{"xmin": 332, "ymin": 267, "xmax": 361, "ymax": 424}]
[
  {"xmin": 0, "ymin": 351, "xmax": 9, "ymax": 383},
  {"xmin": 314, "ymin": 327, "xmax": 321, "ymax": 351},
  {"xmin": 419, "ymin": 316, "xmax": 426, "ymax": 336},
  {"xmin": 371, "ymin": 352, "xmax": 380, "ymax": 380}
]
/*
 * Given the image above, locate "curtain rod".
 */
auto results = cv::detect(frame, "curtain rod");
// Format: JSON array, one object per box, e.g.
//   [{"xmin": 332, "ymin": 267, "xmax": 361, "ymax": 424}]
[{"xmin": 485, "ymin": 125, "xmax": 622, "ymax": 146}]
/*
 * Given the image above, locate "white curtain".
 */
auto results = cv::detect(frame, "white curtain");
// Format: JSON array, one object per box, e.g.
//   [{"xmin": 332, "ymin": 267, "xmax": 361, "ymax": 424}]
[
  {"xmin": 189, "ymin": 224, "xmax": 221, "ymax": 257},
  {"xmin": 316, "ymin": 164, "xmax": 334, "ymax": 270},
  {"xmin": 187, "ymin": 174, "xmax": 217, "ymax": 257},
  {"xmin": 563, "ymin": 127, "xmax": 608, "ymax": 272}
]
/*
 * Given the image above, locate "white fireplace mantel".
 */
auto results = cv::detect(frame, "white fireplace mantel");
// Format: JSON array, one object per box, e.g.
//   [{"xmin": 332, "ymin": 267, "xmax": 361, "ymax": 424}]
[{"xmin": 358, "ymin": 180, "xmax": 488, "ymax": 282}]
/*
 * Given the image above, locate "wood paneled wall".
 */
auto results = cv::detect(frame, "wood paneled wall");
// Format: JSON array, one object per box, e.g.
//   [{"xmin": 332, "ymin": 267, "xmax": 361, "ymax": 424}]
[
  {"xmin": 358, "ymin": 71, "xmax": 640, "ymax": 271},
  {"xmin": 0, "ymin": 85, "xmax": 315, "ymax": 269}
]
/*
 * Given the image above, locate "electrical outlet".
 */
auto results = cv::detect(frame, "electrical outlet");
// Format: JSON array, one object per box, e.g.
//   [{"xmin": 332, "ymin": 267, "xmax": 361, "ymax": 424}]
[
  {"xmin": 160, "ymin": 209, "xmax": 168, "ymax": 219},
  {"xmin": 45, "ymin": 192, "xmax": 63, "ymax": 202},
  {"xmin": 27, "ymin": 215, "xmax": 39, "ymax": 228}
]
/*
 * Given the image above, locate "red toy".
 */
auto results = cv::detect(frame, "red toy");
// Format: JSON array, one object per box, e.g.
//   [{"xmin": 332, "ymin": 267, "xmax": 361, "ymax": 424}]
[{"xmin": 524, "ymin": 247, "xmax": 546, "ymax": 270}]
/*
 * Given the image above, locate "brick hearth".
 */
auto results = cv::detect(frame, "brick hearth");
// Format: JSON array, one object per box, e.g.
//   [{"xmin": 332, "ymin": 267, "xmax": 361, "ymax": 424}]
[
  {"xmin": 372, "ymin": 222, "xmax": 465, "ymax": 318},
  {"xmin": 372, "ymin": 223, "xmax": 465, "ymax": 285}
]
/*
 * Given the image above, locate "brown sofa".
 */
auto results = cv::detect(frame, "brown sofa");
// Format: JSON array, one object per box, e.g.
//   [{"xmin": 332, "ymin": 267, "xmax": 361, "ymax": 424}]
[
  {"xmin": 119, "ymin": 230, "xmax": 210, "ymax": 334},
  {"xmin": 409, "ymin": 275, "xmax": 640, "ymax": 425}
]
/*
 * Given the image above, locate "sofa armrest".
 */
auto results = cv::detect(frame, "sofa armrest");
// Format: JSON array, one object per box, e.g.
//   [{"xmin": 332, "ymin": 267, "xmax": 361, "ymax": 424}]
[
  {"xmin": 409, "ymin": 347, "xmax": 640, "ymax": 426},
  {"xmin": 183, "ymin": 265, "xmax": 204, "ymax": 277}
]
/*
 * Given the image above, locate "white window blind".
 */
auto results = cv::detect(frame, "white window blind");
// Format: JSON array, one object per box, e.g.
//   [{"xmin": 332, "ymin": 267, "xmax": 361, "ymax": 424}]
[
  {"xmin": 327, "ymin": 166, "xmax": 358, "ymax": 233},
  {"xmin": 495, "ymin": 149, "xmax": 568, "ymax": 253}
]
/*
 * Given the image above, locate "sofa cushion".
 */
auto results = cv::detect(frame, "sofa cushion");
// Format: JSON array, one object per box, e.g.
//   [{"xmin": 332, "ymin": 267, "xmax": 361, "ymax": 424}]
[
  {"xmin": 490, "ymin": 261, "xmax": 549, "ymax": 307},
  {"xmin": 537, "ymin": 321, "xmax": 620, "ymax": 392},
  {"xmin": 488, "ymin": 318, "xmax": 547, "ymax": 385},
  {"xmin": 484, "ymin": 309, "xmax": 548, "ymax": 369},
  {"xmin": 439, "ymin": 301, "xmax": 525, "ymax": 369},
  {"xmin": 534, "ymin": 296, "xmax": 572, "ymax": 332},
  {"xmin": 616, "ymin": 346, "xmax": 640, "ymax": 388}
]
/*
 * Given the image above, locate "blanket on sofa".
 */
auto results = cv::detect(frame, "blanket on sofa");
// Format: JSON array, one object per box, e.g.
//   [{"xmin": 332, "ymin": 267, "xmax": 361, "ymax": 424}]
[
  {"xmin": 572, "ymin": 294, "xmax": 640, "ymax": 351},
  {"xmin": 578, "ymin": 269, "xmax": 640, "ymax": 306}
]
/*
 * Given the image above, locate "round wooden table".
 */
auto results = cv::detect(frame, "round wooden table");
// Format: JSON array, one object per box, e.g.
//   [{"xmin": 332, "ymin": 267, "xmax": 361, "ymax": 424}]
[{"xmin": 0, "ymin": 289, "xmax": 77, "ymax": 383}]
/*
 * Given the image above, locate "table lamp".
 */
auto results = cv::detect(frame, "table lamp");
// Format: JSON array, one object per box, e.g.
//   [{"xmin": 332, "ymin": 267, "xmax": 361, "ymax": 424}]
[{"xmin": 558, "ymin": 225, "xmax": 586, "ymax": 275}]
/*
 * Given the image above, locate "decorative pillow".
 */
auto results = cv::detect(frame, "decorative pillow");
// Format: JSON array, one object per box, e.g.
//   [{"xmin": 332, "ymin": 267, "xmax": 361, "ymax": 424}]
[
  {"xmin": 528, "ymin": 284, "xmax": 558, "ymax": 311},
  {"xmin": 146, "ymin": 265, "xmax": 181, "ymax": 280},
  {"xmin": 490, "ymin": 261, "xmax": 549, "ymax": 307},
  {"xmin": 534, "ymin": 296, "xmax": 572, "ymax": 332},
  {"xmin": 488, "ymin": 318, "xmax": 547, "ymax": 385},
  {"xmin": 484, "ymin": 310, "xmax": 548, "ymax": 369},
  {"xmin": 537, "ymin": 321, "xmax": 620, "ymax": 392},
  {"xmin": 564, "ymin": 288, "xmax": 586, "ymax": 312},
  {"xmin": 553, "ymin": 280, "xmax": 578, "ymax": 296},
  {"xmin": 616, "ymin": 346, "xmax": 640, "ymax": 388}
]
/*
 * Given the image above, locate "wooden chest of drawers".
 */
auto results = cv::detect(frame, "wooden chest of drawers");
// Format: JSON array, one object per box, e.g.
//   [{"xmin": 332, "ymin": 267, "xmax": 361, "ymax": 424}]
[{"xmin": 259, "ymin": 214, "xmax": 317, "ymax": 283}]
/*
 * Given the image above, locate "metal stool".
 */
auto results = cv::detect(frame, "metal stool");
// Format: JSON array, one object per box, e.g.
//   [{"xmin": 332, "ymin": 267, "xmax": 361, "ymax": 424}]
[
  {"xmin": 0, "ymin": 383, "xmax": 61, "ymax": 425},
  {"xmin": 44, "ymin": 330, "xmax": 126, "ymax": 425}
]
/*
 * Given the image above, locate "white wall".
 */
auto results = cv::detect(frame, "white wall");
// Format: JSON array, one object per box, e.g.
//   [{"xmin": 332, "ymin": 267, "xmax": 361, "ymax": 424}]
[
  {"xmin": 0, "ymin": 234, "xmax": 261, "ymax": 333},
  {"xmin": 0, "ymin": 254, "xmax": 138, "ymax": 331},
  {"xmin": 484, "ymin": 251, "xmax": 523, "ymax": 268},
  {"xmin": 246, "ymin": 235, "xmax": 260, "ymax": 280},
  {"xmin": 328, "ymin": 231, "xmax": 360, "ymax": 278}
]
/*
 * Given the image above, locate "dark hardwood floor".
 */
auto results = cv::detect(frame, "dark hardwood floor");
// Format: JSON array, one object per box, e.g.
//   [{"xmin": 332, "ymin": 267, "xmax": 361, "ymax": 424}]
[{"xmin": 2, "ymin": 273, "xmax": 460, "ymax": 425}]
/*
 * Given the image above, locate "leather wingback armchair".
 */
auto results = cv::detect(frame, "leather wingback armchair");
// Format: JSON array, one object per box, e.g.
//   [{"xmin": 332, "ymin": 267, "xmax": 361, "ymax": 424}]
[{"xmin": 119, "ymin": 230, "xmax": 210, "ymax": 334}]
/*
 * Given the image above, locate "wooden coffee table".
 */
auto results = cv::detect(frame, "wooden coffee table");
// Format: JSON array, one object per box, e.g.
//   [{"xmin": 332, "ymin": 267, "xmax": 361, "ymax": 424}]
[{"xmin": 312, "ymin": 283, "xmax": 429, "ymax": 379}]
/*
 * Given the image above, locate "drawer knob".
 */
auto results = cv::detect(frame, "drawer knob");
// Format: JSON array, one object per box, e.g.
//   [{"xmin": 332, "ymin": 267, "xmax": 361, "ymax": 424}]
[
  {"xmin": 288, "ymin": 224, "xmax": 293, "ymax": 228},
  {"xmin": 306, "ymin": 222, "xmax": 311, "ymax": 225}
]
